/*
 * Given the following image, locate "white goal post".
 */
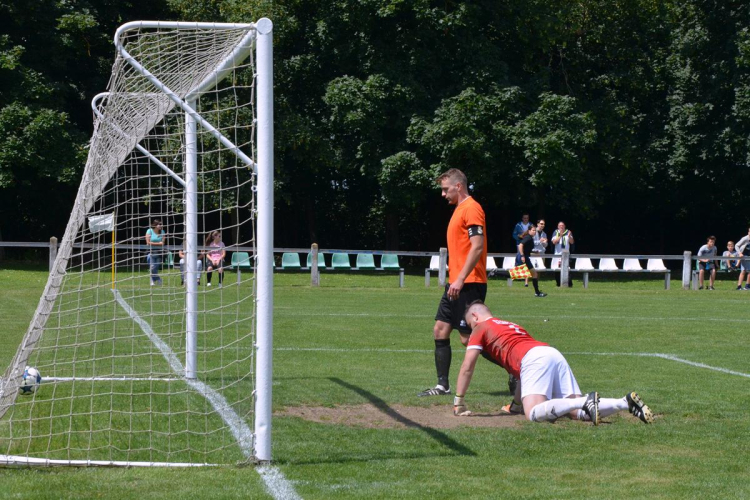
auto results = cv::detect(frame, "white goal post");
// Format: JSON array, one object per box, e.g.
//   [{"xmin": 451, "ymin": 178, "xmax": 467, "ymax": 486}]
[{"xmin": 0, "ymin": 19, "xmax": 274, "ymax": 466}]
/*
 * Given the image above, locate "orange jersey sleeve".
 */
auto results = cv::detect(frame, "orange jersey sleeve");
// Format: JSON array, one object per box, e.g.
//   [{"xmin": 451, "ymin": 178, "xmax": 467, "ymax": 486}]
[{"xmin": 446, "ymin": 197, "xmax": 487, "ymax": 284}]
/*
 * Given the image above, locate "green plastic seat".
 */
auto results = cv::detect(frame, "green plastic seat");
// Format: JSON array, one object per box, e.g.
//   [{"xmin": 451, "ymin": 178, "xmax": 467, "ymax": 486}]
[
  {"xmin": 380, "ymin": 254, "xmax": 400, "ymax": 270},
  {"xmin": 231, "ymin": 251, "xmax": 252, "ymax": 269},
  {"xmin": 355, "ymin": 253, "xmax": 376, "ymax": 270},
  {"xmin": 306, "ymin": 252, "xmax": 326, "ymax": 268},
  {"xmin": 281, "ymin": 252, "xmax": 301, "ymax": 269},
  {"xmin": 331, "ymin": 253, "xmax": 351, "ymax": 269}
]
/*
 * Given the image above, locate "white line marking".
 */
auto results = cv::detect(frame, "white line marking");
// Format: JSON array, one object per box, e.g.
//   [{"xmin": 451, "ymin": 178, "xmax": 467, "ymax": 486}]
[
  {"xmin": 45, "ymin": 377, "xmax": 182, "ymax": 383},
  {"xmin": 274, "ymin": 310, "xmax": 750, "ymax": 323},
  {"xmin": 258, "ymin": 464, "xmax": 303, "ymax": 500},
  {"xmin": 275, "ymin": 346, "xmax": 750, "ymax": 379},
  {"xmin": 113, "ymin": 290, "xmax": 254, "ymax": 456},
  {"xmin": 113, "ymin": 290, "xmax": 300, "ymax": 498},
  {"xmin": 567, "ymin": 352, "xmax": 750, "ymax": 378}
]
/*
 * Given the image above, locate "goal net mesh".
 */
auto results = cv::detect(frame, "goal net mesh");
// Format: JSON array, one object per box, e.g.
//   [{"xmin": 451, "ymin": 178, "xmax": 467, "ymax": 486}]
[{"xmin": 0, "ymin": 23, "xmax": 260, "ymax": 466}]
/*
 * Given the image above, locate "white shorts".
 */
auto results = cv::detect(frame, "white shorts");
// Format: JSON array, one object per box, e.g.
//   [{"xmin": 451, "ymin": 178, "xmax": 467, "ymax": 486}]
[{"xmin": 520, "ymin": 346, "xmax": 581, "ymax": 399}]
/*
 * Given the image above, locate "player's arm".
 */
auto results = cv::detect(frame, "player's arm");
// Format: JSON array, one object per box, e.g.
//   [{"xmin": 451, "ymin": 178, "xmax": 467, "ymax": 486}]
[
  {"xmin": 448, "ymin": 231, "xmax": 484, "ymax": 299},
  {"xmin": 454, "ymin": 348, "xmax": 481, "ymax": 416},
  {"xmin": 517, "ymin": 242, "xmax": 525, "ymax": 261}
]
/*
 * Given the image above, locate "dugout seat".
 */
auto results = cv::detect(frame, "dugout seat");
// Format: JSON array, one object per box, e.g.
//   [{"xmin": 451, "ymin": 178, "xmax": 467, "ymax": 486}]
[
  {"xmin": 574, "ymin": 258, "xmax": 595, "ymax": 270},
  {"xmin": 623, "ymin": 258, "xmax": 643, "ymax": 271},
  {"xmin": 501, "ymin": 257, "xmax": 516, "ymax": 269},
  {"xmin": 305, "ymin": 252, "xmax": 326, "ymax": 270},
  {"xmin": 647, "ymin": 259, "xmax": 668, "ymax": 271},
  {"xmin": 331, "ymin": 253, "xmax": 351, "ymax": 269},
  {"xmin": 355, "ymin": 253, "xmax": 377, "ymax": 270},
  {"xmin": 280, "ymin": 252, "xmax": 301, "ymax": 270},
  {"xmin": 231, "ymin": 251, "xmax": 252, "ymax": 269},
  {"xmin": 598, "ymin": 258, "xmax": 619, "ymax": 271},
  {"xmin": 486, "ymin": 256, "xmax": 498, "ymax": 272},
  {"xmin": 380, "ymin": 254, "xmax": 401, "ymax": 270},
  {"xmin": 530, "ymin": 256, "xmax": 546, "ymax": 270}
]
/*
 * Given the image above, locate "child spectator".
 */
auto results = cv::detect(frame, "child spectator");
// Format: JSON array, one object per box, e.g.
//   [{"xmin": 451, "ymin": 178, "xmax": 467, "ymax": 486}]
[
  {"xmin": 722, "ymin": 241, "xmax": 740, "ymax": 271},
  {"xmin": 204, "ymin": 230, "xmax": 226, "ymax": 288}
]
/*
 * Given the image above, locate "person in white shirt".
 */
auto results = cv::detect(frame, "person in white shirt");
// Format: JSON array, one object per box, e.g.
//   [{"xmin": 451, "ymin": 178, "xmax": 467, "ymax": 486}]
[{"xmin": 734, "ymin": 228, "xmax": 750, "ymax": 290}]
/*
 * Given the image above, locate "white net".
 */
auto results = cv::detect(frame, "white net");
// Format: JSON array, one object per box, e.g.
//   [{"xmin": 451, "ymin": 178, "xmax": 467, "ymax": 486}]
[{"xmin": 0, "ymin": 22, "xmax": 266, "ymax": 466}]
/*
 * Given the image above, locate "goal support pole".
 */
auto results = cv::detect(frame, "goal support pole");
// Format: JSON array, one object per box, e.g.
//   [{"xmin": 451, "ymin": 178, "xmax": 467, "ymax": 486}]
[
  {"xmin": 254, "ymin": 17, "xmax": 274, "ymax": 463},
  {"xmin": 185, "ymin": 98, "xmax": 198, "ymax": 380}
]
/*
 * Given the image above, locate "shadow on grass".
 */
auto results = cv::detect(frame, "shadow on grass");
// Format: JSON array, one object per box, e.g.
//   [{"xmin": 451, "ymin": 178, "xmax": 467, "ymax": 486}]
[{"xmin": 328, "ymin": 377, "xmax": 476, "ymax": 457}]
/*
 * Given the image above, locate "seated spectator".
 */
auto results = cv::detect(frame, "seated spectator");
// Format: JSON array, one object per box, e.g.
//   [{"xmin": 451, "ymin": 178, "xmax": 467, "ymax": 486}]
[
  {"xmin": 697, "ymin": 236, "xmax": 718, "ymax": 290},
  {"xmin": 722, "ymin": 241, "xmax": 740, "ymax": 271}
]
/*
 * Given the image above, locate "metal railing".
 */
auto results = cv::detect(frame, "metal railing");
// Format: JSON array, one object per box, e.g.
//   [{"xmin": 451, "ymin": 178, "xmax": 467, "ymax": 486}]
[{"xmin": 0, "ymin": 240, "xmax": 739, "ymax": 290}]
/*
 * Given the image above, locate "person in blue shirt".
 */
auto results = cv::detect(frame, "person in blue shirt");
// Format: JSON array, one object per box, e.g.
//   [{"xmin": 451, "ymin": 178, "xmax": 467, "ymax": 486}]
[{"xmin": 145, "ymin": 219, "xmax": 166, "ymax": 286}]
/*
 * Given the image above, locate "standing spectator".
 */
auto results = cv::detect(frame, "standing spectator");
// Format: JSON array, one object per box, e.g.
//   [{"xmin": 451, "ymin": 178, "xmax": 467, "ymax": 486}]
[
  {"xmin": 735, "ymin": 228, "xmax": 750, "ymax": 290},
  {"xmin": 722, "ymin": 241, "xmax": 740, "ymax": 272},
  {"xmin": 551, "ymin": 221, "xmax": 574, "ymax": 287},
  {"xmin": 512, "ymin": 213, "xmax": 531, "ymax": 246},
  {"xmin": 697, "ymin": 236, "xmax": 718, "ymax": 290},
  {"xmin": 144, "ymin": 219, "xmax": 166, "ymax": 286},
  {"xmin": 418, "ymin": 168, "xmax": 487, "ymax": 397},
  {"xmin": 516, "ymin": 225, "xmax": 547, "ymax": 297},
  {"xmin": 204, "ymin": 230, "xmax": 226, "ymax": 288}
]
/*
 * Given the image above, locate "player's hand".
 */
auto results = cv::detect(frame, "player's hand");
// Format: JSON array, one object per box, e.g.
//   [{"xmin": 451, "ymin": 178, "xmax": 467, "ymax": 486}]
[
  {"xmin": 453, "ymin": 396, "xmax": 472, "ymax": 416},
  {"xmin": 521, "ymin": 256, "xmax": 526, "ymax": 262},
  {"xmin": 447, "ymin": 279, "xmax": 464, "ymax": 300}
]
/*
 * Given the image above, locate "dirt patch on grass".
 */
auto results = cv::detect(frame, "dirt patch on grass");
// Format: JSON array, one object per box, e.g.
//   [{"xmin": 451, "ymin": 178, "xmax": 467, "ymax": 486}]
[{"xmin": 276, "ymin": 404, "xmax": 525, "ymax": 429}]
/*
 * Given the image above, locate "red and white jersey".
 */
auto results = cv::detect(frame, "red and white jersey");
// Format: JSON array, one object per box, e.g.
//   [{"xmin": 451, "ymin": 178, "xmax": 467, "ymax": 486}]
[{"xmin": 467, "ymin": 317, "xmax": 548, "ymax": 379}]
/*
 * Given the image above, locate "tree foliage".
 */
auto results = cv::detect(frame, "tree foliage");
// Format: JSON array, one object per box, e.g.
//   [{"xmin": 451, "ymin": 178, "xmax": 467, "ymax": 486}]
[{"xmin": 4, "ymin": 0, "xmax": 750, "ymax": 254}]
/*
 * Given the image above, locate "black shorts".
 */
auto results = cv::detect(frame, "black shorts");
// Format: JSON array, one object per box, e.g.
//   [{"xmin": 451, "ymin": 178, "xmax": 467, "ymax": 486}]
[
  {"xmin": 698, "ymin": 261, "xmax": 715, "ymax": 271},
  {"xmin": 435, "ymin": 282, "xmax": 488, "ymax": 334}
]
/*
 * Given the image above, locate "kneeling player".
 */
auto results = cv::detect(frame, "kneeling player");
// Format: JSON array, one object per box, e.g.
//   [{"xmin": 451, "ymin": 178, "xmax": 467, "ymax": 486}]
[{"xmin": 453, "ymin": 301, "xmax": 654, "ymax": 425}]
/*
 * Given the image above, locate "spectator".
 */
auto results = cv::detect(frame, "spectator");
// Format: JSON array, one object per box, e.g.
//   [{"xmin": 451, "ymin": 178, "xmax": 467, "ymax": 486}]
[
  {"xmin": 735, "ymin": 228, "xmax": 750, "ymax": 290},
  {"xmin": 179, "ymin": 240, "xmax": 203, "ymax": 286},
  {"xmin": 512, "ymin": 213, "xmax": 531, "ymax": 246},
  {"xmin": 722, "ymin": 241, "xmax": 740, "ymax": 272},
  {"xmin": 144, "ymin": 219, "xmax": 166, "ymax": 286},
  {"xmin": 551, "ymin": 221, "xmax": 574, "ymax": 287},
  {"xmin": 204, "ymin": 230, "xmax": 226, "ymax": 288},
  {"xmin": 697, "ymin": 236, "xmax": 718, "ymax": 290}
]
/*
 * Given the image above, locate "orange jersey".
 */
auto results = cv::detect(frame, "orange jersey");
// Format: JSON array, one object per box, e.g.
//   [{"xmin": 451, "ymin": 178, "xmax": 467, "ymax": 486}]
[
  {"xmin": 447, "ymin": 196, "xmax": 487, "ymax": 283},
  {"xmin": 467, "ymin": 318, "xmax": 548, "ymax": 379}
]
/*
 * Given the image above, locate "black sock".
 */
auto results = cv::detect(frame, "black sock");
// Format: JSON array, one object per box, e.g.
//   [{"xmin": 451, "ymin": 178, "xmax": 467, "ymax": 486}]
[
  {"xmin": 532, "ymin": 278, "xmax": 540, "ymax": 293},
  {"xmin": 219, "ymin": 272, "xmax": 223, "ymax": 284},
  {"xmin": 207, "ymin": 271, "xmax": 212, "ymax": 284},
  {"xmin": 435, "ymin": 339, "xmax": 451, "ymax": 389}
]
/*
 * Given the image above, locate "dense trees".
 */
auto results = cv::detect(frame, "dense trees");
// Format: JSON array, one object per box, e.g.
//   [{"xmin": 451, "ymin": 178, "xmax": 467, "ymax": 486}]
[{"xmin": 3, "ymin": 0, "xmax": 749, "ymax": 254}]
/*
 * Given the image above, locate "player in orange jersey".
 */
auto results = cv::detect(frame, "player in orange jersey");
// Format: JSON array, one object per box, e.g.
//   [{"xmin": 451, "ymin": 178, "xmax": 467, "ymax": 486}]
[
  {"xmin": 452, "ymin": 301, "xmax": 654, "ymax": 425},
  {"xmin": 418, "ymin": 168, "xmax": 488, "ymax": 396}
]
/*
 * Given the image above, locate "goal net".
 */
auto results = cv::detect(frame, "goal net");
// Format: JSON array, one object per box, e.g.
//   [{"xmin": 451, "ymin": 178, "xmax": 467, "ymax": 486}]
[{"xmin": 0, "ymin": 19, "xmax": 274, "ymax": 466}]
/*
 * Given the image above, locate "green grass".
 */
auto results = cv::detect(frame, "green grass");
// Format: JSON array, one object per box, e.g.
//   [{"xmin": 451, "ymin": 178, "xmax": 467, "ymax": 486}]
[{"xmin": 1, "ymin": 265, "xmax": 749, "ymax": 498}]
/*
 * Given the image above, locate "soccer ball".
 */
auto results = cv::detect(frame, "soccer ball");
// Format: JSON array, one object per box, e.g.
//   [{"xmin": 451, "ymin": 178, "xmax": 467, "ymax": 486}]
[{"xmin": 20, "ymin": 366, "xmax": 42, "ymax": 395}]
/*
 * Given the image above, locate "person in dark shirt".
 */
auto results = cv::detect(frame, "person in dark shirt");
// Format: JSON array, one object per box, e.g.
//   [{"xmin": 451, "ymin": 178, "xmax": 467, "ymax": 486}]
[{"xmin": 516, "ymin": 225, "xmax": 546, "ymax": 297}]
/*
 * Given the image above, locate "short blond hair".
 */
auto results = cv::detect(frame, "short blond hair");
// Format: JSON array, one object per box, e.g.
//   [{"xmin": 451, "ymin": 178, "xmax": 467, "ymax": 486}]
[{"xmin": 436, "ymin": 168, "xmax": 467, "ymax": 187}]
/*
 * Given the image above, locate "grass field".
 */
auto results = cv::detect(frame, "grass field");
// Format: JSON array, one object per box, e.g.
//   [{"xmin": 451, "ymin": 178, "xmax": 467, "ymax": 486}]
[{"xmin": 1, "ymin": 263, "xmax": 749, "ymax": 499}]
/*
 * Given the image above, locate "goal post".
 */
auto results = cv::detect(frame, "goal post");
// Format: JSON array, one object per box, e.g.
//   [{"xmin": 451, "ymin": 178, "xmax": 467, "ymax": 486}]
[{"xmin": 0, "ymin": 19, "xmax": 274, "ymax": 466}]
